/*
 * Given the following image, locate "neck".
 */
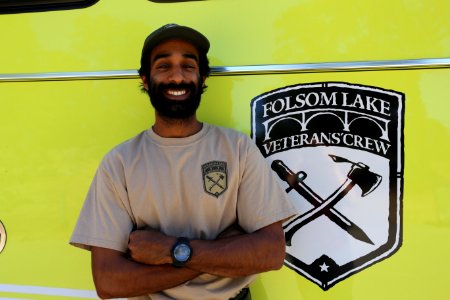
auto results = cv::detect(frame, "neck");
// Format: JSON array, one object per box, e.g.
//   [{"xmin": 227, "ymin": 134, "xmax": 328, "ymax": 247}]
[{"xmin": 152, "ymin": 114, "xmax": 203, "ymax": 138}]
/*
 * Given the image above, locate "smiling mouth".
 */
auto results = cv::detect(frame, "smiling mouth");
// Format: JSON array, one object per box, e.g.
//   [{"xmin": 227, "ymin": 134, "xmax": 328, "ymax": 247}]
[
  {"xmin": 168, "ymin": 89, "xmax": 187, "ymax": 96},
  {"xmin": 165, "ymin": 88, "xmax": 190, "ymax": 99}
]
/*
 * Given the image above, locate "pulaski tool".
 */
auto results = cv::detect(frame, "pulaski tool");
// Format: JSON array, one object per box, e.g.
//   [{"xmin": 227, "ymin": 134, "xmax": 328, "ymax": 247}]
[
  {"xmin": 272, "ymin": 156, "xmax": 382, "ymax": 246},
  {"xmin": 206, "ymin": 174, "xmax": 225, "ymax": 190}
]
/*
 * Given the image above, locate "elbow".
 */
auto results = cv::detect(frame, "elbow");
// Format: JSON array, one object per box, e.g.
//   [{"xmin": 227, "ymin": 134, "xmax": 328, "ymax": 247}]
[
  {"xmin": 269, "ymin": 241, "xmax": 287, "ymax": 271},
  {"xmin": 273, "ymin": 252, "xmax": 286, "ymax": 270},
  {"xmin": 256, "ymin": 221, "xmax": 287, "ymax": 272},
  {"xmin": 92, "ymin": 268, "xmax": 125, "ymax": 299},
  {"xmin": 93, "ymin": 275, "xmax": 116, "ymax": 299},
  {"xmin": 253, "ymin": 236, "xmax": 286, "ymax": 273},
  {"xmin": 94, "ymin": 278, "xmax": 128, "ymax": 299},
  {"xmin": 96, "ymin": 289, "xmax": 112, "ymax": 300},
  {"xmin": 91, "ymin": 247, "xmax": 129, "ymax": 299},
  {"xmin": 96, "ymin": 291, "xmax": 119, "ymax": 300},
  {"xmin": 95, "ymin": 286, "xmax": 114, "ymax": 300},
  {"xmin": 256, "ymin": 246, "xmax": 285, "ymax": 273},
  {"xmin": 267, "ymin": 231, "xmax": 287, "ymax": 271}
]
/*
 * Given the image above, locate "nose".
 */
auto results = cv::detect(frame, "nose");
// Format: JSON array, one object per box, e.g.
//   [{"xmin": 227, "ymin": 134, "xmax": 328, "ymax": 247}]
[{"xmin": 168, "ymin": 66, "xmax": 184, "ymax": 84}]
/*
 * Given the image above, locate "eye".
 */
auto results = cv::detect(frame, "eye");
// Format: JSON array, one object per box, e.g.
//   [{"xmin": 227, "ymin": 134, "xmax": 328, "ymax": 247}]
[
  {"xmin": 156, "ymin": 64, "xmax": 169, "ymax": 70},
  {"xmin": 183, "ymin": 64, "xmax": 197, "ymax": 70}
]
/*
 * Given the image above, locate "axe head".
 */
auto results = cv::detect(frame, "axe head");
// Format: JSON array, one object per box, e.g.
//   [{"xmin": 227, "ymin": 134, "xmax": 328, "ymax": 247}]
[{"xmin": 347, "ymin": 163, "xmax": 382, "ymax": 197}]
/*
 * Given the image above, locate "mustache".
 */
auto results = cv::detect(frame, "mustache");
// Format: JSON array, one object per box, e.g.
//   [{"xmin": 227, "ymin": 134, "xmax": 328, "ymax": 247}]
[{"xmin": 157, "ymin": 82, "xmax": 197, "ymax": 92}]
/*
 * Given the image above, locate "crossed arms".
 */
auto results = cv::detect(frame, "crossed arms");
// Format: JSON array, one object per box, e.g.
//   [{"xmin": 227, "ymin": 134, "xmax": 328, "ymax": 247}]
[{"xmin": 91, "ymin": 221, "xmax": 286, "ymax": 299}]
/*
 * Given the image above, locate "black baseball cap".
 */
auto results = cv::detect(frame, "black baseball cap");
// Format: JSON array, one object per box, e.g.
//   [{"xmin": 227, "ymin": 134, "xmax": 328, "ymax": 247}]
[{"xmin": 140, "ymin": 23, "xmax": 210, "ymax": 72}]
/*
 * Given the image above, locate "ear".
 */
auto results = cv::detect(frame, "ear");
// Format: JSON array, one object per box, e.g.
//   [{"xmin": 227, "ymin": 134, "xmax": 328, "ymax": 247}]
[
  {"xmin": 202, "ymin": 76, "xmax": 207, "ymax": 87},
  {"xmin": 141, "ymin": 75, "xmax": 149, "ymax": 91}
]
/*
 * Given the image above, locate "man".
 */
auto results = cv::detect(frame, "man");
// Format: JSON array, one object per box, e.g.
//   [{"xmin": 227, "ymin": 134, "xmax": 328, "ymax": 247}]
[{"xmin": 70, "ymin": 24, "xmax": 298, "ymax": 300}]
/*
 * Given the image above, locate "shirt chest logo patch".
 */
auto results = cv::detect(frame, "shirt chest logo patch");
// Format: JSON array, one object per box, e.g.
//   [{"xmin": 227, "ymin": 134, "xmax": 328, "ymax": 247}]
[{"xmin": 202, "ymin": 161, "xmax": 228, "ymax": 198}]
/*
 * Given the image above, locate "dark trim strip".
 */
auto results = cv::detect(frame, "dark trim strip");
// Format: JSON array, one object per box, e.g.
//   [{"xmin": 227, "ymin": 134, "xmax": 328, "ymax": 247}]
[
  {"xmin": 0, "ymin": 0, "xmax": 99, "ymax": 15},
  {"xmin": 149, "ymin": 0, "xmax": 205, "ymax": 3},
  {"xmin": 0, "ymin": 58, "xmax": 449, "ymax": 82}
]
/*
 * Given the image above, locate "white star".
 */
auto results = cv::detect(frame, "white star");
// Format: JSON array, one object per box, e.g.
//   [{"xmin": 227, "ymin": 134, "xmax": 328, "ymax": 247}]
[{"xmin": 319, "ymin": 262, "xmax": 329, "ymax": 272}]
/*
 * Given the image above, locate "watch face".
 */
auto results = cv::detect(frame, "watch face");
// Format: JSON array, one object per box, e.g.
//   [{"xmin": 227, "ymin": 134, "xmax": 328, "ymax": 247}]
[{"xmin": 174, "ymin": 243, "xmax": 191, "ymax": 262}]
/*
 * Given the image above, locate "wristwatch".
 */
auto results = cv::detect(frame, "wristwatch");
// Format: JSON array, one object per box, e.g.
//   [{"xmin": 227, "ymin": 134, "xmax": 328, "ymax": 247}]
[{"xmin": 171, "ymin": 237, "xmax": 192, "ymax": 267}]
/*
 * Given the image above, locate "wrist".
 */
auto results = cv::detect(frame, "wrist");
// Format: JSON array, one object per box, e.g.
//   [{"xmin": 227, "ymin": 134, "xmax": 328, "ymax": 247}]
[{"xmin": 163, "ymin": 236, "xmax": 177, "ymax": 265}]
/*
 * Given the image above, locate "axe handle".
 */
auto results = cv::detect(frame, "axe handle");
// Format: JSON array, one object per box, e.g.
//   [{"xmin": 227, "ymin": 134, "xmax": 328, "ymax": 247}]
[{"xmin": 272, "ymin": 160, "xmax": 373, "ymax": 246}]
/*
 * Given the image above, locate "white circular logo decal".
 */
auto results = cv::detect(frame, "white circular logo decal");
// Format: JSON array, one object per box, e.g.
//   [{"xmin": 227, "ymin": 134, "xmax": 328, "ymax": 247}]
[{"xmin": 0, "ymin": 220, "xmax": 6, "ymax": 253}]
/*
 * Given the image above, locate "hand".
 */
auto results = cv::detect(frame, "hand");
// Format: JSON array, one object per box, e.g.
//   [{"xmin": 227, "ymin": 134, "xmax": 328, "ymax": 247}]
[{"xmin": 128, "ymin": 228, "xmax": 175, "ymax": 265}]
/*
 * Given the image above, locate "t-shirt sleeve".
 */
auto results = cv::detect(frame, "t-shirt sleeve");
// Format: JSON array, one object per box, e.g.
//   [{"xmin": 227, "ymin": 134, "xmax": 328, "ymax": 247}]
[
  {"xmin": 237, "ymin": 141, "xmax": 299, "ymax": 233},
  {"xmin": 70, "ymin": 153, "xmax": 135, "ymax": 252}
]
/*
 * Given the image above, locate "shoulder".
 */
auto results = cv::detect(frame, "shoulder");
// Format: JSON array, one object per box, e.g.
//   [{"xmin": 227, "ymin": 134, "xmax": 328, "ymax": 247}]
[
  {"xmin": 206, "ymin": 124, "xmax": 252, "ymax": 144},
  {"xmin": 205, "ymin": 124, "xmax": 261, "ymax": 158},
  {"xmin": 209, "ymin": 124, "xmax": 261, "ymax": 154},
  {"xmin": 101, "ymin": 130, "xmax": 148, "ymax": 168}
]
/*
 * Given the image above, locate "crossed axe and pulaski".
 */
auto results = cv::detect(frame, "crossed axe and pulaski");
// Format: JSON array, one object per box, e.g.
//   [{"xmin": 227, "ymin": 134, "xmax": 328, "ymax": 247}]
[
  {"xmin": 206, "ymin": 174, "xmax": 225, "ymax": 190},
  {"xmin": 271, "ymin": 155, "xmax": 382, "ymax": 246}
]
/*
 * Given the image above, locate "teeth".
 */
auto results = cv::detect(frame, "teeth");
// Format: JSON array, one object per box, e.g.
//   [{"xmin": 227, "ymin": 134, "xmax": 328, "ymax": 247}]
[{"xmin": 167, "ymin": 89, "xmax": 187, "ymax": 96}]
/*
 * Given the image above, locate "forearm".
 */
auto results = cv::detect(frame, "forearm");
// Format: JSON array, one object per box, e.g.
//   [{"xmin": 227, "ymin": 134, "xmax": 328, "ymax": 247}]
[
  {"xmin": 91, "ymin": 247, "xmax": 200, "ymax": 299},
  {"xmin": 187, "ymin": 221, "xmax": 286, "ymax": 277},
  {"xmin": 127, "ymin": 221, "xmax": 286, "ymax": 279}
]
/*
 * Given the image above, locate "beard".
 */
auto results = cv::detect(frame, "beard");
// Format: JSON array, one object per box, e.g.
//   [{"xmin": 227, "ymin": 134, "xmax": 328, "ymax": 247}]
[{"xmin": 148, "ymin": 78, "xmax": 202, "ymax": 120}]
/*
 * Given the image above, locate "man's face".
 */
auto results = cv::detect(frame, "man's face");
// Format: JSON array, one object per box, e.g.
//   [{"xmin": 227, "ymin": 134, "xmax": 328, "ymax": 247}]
[{"xmin": 144, "ymin": 39, "xmax": 204, "ymax": 119}]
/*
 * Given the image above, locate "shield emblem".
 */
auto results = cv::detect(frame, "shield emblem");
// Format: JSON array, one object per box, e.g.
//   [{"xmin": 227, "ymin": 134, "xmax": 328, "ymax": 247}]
[
  {"xmin": 202, "ymin": 161, "xmax": 228, "ymax": 198},
  {"xmin": 251, "ymin": 82, "xmax": 404, "ymax": 290}
]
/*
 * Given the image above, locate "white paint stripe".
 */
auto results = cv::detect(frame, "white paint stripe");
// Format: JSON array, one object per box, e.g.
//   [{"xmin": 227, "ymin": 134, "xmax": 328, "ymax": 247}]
[{"xmin": 0, "ymin": 285, "xmax": 97, "ymax": 299}]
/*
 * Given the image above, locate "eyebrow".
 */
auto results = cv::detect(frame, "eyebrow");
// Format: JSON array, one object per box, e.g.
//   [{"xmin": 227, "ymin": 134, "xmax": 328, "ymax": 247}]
[{"xmin": 152, "ymin": 53, "xmax": 199, "ymax": 64}]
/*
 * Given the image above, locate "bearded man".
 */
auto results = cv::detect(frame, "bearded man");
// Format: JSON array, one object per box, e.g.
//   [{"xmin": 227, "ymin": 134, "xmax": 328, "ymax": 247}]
[{"xmin": 70, "ymin": 24, "xmax": 297, "ymax": 300}]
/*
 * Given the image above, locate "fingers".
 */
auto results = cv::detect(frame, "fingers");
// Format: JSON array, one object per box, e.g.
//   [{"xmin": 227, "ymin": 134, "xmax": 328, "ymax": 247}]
[{"xmin": 127, "ymin": 229, "xmax": 175, "ymax": 265}]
